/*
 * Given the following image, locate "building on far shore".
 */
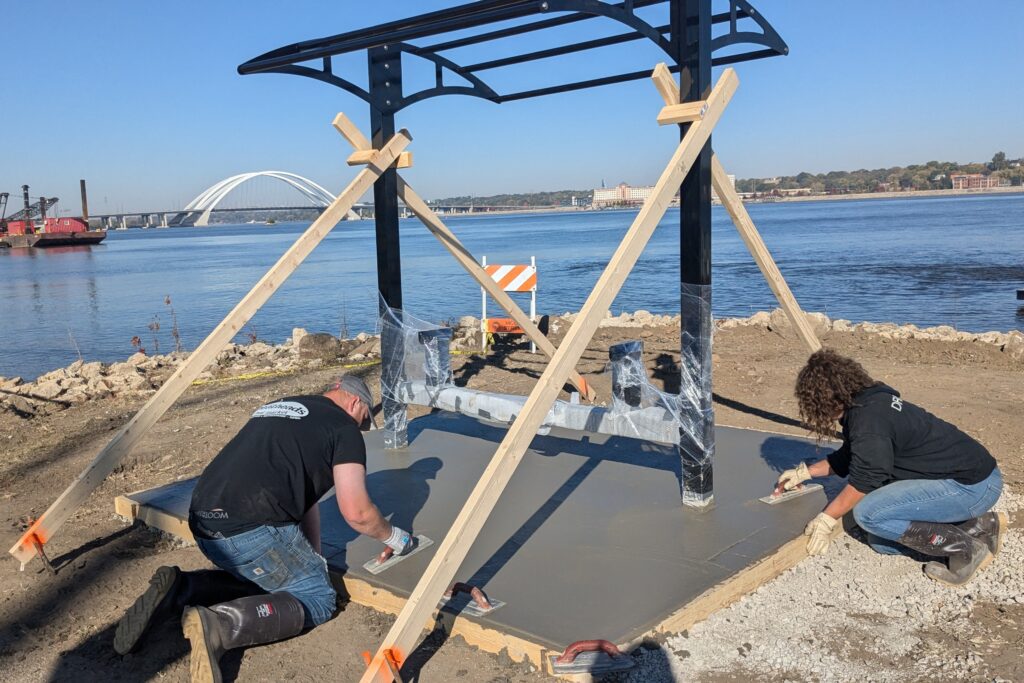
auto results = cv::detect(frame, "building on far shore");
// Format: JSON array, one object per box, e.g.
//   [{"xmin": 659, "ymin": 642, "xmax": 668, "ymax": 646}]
[
  {"xmin": 950, "ymin": 173, "xmax": 1009, "ymax": 190},
  {"xmin": 592, "ymin": 175, "xmax": 735, "ymax": 208}
]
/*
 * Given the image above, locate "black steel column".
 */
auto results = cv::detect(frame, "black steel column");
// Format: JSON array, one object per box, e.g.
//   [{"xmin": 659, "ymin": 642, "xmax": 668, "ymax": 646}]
[
  {"xmin": 368, "ymin": 45, "xmax": 407, "ymax": 448},
  {"xmin": 673, "ymin": 0, "xmax": 715, "ymax": 507}
]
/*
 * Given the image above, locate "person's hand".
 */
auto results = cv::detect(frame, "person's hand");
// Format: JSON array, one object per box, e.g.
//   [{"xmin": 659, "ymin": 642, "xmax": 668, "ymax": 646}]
[
  {"xmin": 804, "ymin": 512, "xmax": 838, "ymax": 555},
  {"xmin": 377, "ymin": 525, "xmax": 417, "ymax": 564},
  {"xmin": 776, "ymin": 462, "xmax": 811, "ymax": 493}
]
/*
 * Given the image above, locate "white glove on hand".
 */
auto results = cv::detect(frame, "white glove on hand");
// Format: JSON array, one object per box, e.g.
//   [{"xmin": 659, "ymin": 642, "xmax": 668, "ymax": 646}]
[
  {"xmin": 383, "ymin": 525, "xmax": 416, "ymax": 556},
  {"xmin": 777, "ymin": 462, "xmax": 811, "ymax": 492},
  {"xmin": 804, "ymin": 512, "xmax": 838, "ymax": 556}
]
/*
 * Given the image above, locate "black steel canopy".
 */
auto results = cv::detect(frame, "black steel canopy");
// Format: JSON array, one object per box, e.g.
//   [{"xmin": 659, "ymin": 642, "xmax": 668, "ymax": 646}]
[
  {"xmin": 238, "ymin": 0, "xmax": 786, "ymax": 114},
  {"xmin": 238, "ymin": 1, "xmax": 788, "ymax": 505}
]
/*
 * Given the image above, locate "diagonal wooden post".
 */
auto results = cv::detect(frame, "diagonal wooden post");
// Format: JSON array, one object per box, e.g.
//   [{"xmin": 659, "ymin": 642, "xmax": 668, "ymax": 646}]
[
  {"xmin": 395, "ymin": 179, "xmax": 595, "ymax": 401},
  {"xmin": 9, "ymin": 124, "xmax": 412, "ymax": 568},
  {"xmin": 710, "ymin": 155, "xmax": 821, "ymax": 353},
  {"xmin": 359, "ymin": 67, "xmax": 738, "ymax": 683},
  {"xmin": 334, "ymin": 114, "xmax": 595, "ymax": 401},
  {"xmin": 652, "ymin": 63, "xmax": 820, "ymax": 354}
]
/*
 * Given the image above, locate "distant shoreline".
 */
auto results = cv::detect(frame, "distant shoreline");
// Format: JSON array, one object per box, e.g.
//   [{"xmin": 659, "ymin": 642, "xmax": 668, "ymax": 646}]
[
  {"xmin": 421, "ymin": 186, "xmax": 1024, "ymax": 218},
  {"xmin": 755, "ymin": 185, "xmax": 1024, "ymax": 204}
]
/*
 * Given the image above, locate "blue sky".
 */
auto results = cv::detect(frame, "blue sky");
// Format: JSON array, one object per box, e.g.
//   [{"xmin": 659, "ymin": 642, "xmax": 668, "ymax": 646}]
[{"xmin": 2, "ymin": 1, "xmax": 1021, "ymax": 213}]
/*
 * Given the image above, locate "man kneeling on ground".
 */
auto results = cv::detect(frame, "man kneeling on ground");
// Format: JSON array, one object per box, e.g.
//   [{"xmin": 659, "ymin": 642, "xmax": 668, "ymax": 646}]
[
  {"xmin": 778, "ymin": 349, "xmax": 1005, "ymax": 585},
  {"xmin": 113, "ymin": 374, "xmax": 416, "ymax": 682}
]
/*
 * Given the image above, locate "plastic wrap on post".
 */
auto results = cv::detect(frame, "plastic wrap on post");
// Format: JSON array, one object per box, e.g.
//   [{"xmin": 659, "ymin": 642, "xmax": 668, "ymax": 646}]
[
  {"xmin": 607, "ymin": 340, "xmax": 686, "ymax": 445},
  {"xmin": 679, "ymin": 283, "xmax": 714, "ymax": 507},
  {"xmin": 378, "ymin": 301, "xmax": 455, "ymax": 448}
]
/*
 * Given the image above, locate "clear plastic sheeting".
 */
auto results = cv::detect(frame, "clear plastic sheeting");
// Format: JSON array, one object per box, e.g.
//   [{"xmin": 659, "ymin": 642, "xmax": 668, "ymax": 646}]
[
  {"xmin": 606, "ymin": 340, "xmax": 687, "ymax": 445},
  {"xmin": 679, "ymin": 282, "xmax": 715, "ymax": 506},
  {"xmin": 378, "ymin": 301, "xmax": 454, "ymax": 448}
]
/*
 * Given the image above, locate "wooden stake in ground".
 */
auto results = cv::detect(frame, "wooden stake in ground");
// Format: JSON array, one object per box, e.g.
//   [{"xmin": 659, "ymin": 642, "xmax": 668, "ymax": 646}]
[
  {"xmin": 334, "ymin": 113, "xmax": 595, "ymax": 401},
  {"xmin": 8, "ymin": 125, "xmax": 412, "ymax": 568},
  {"xmin": 359, "ymin": 67, "xmax": 738, "ymax": 683}
]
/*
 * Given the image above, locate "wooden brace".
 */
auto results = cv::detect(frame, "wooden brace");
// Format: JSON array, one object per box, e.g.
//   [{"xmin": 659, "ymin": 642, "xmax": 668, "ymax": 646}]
[
  {"xmin": 330, "ymin": 114, "xmax": 596, "ymax": 401},
  {"xmin": 358, "ymin": 67, "xmax": 739, "ymax": 683},
  {"xmin": 8, "ymin": 118, "xmax": 412, "ymax": 567}
]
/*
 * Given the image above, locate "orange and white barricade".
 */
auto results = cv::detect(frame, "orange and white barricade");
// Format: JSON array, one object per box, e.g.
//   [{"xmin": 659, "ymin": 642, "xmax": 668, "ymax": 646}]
[{"xmin": 481, "ymin": 256, "xmax": 537, "ymax": 353}]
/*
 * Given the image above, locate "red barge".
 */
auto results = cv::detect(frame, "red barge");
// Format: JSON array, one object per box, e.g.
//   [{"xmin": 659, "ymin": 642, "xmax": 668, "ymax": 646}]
[{"xmin": 0, "ymin": 182, "xmax": 106, "ymax": 248}]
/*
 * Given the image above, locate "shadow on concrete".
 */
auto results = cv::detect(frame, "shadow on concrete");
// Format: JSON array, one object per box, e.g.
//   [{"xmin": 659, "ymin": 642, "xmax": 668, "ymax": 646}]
[
  {"xmin": 320, "ymin": 457, "xmax": 441, "ymax": 571},
  {"xmin": 759, "ymin": 436, "xmax": 846, "ymax": 501}
]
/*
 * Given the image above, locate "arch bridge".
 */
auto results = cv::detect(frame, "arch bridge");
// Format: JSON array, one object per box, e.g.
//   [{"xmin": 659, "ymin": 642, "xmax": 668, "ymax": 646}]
[{"xmin": 171, "ymin": 171, "xmax": 360, "ymax": 226}]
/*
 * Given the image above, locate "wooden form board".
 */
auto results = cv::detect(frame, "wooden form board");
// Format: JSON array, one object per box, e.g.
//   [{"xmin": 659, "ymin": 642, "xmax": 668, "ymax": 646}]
[
  {"xmin": 8, "ymin": 124, "xmax": 412, "ymax": 567},
  {"xmin": 359, "ymin": 67, "xmax": 739, "ymax": 683},
  {"xmin": 330, "ymin": 114, "xmax": 595, "ymax": 401},
  {"xmin": 650, "ymin": 63, "xmax": 821, "ymax": 355}
]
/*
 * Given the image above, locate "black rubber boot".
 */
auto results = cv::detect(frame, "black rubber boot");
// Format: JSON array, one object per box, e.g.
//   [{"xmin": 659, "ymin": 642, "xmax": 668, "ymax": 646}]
[
  {"xmin": 114, "ymin": 566, "xmax": 260, "ymax": 655},
  {"xmin": 181, "ymin": 592, "xmax": 305, "ymax": 683},
  {"xmin": 956, "ymin": 511, "xmax": 1008, "ymax": 556},
  {"xmin": 897, "ymin": 521, "xmax": 993, "ymax": 587}
]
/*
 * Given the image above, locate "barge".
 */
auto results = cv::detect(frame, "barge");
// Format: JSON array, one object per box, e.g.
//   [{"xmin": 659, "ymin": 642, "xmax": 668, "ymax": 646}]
[{"xmin": 0, "ymin": 182, "xmax": 106, "ymax": 248}]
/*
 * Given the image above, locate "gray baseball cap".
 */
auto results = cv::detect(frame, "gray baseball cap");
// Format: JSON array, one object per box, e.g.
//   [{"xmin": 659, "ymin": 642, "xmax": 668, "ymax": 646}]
[{"xmin": 337, "ymin": 374, "xmax": 377, "ymax": 430}]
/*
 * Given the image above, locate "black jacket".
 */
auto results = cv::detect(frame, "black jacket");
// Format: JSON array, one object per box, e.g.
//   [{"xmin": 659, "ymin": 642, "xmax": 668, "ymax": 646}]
[{"xmin": 827, "ymin": 384, "xmax": 995, "ymax": 493}]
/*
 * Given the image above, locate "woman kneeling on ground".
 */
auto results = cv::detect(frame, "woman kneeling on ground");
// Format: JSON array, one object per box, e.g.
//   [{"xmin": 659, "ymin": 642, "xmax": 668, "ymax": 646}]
[{"xmin": 777, "ymin": 349, "xmax": 1005, "ymax": 585}]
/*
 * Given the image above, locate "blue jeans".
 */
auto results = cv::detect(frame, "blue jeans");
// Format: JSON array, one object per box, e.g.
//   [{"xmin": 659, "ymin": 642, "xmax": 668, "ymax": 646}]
[
  {"xmin": 852, "ymin": 467, "xmax": 1003, "ymax": 556},
  {"xmin": 194, "ymin": 523, "xmax": 337, "ymax": 628}
]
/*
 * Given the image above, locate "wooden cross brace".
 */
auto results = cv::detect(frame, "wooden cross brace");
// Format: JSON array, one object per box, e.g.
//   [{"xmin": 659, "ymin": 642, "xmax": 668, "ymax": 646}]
[
  {"xmin": 8, "ymin": 126, "xmax": 413, "ymax": 567},
  {"xmin": 650, "ymin": 63, "xmax": 822, "ymax": 353},
  {"xmin": 359, "ymin": 65, "xmax": 739, "ymax": 682},
  {"xmin": 335, "ymin": 113, "xmax": 596, "ymax": 401}
]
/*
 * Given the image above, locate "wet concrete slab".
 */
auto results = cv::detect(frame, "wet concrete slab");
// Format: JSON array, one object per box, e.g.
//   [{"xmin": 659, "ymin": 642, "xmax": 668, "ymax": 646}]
[{"xmin": 123, "ymin": 411, "xmax": 838, "ymax": 651}]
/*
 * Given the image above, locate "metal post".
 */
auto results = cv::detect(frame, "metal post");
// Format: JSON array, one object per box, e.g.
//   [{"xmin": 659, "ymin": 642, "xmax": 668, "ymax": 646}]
[
  {"xmin": 480, "ymin": 255, "xmax": 488, "ymax": 351},
  {"xmin": 80, "ymin": 179, "xmax": 89, "ymax": 223},
  {"xmin": 369, "ymin": 44, "xmax": 407, "ymax": 448},
  {"xmin": 673, "ymin": 0, "xmax": 714, "ymax": 507},
  {"xmin": 609, "ymin": 340, "xmax": 644, "ymax": 409},
  {"xmin": 529, "ymin": 255, "xmax": 537, "ymax": 354}
]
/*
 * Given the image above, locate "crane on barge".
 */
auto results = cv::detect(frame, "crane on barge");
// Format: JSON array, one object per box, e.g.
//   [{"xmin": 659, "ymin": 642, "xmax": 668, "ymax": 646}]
[{"xmin": 0, "ymin": 181, "xmax": 106, "ymax": 248}]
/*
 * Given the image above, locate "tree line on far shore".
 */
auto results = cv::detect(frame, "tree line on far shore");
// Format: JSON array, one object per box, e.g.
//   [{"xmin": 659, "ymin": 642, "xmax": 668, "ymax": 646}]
[{"xmin": 736, "ymin": 152, "xmax": 1023, "ymax": 195}]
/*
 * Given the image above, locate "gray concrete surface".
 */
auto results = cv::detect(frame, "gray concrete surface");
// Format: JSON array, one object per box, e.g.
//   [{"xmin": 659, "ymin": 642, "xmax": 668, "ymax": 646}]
[{"xmin": 124, "ymin": 412, "xmax": 835, "ymax": 651}]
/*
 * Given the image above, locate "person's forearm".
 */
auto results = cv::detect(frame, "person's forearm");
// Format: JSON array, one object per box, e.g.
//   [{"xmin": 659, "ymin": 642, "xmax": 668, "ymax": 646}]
[
  {"xmin": 823, "ymin": 483, "xmax": 865, "ymax": 519},
  {"xmin": 807, "ymin": 459, "xmax": 835, "ymax": 478},
  {"xmin": 346, "ymin": 504, "xmax": 392, "ymax": 541}
]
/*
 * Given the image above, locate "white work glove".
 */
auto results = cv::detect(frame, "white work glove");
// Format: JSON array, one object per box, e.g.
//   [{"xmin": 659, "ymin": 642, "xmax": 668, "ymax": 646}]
[
  {"xmin": 776, "ymin": 462, "xmax": 811, "ymax": 492},
  {"xmin": 382, "ymin": 525, "xmax": 416, "ymax": 556},
  {"xmin": 804, "ymin": 513, "xmax": 838, "ymax": 556}
]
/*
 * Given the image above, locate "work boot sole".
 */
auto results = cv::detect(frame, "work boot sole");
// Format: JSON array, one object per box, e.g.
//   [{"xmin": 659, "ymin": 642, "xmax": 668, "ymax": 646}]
[
  {"xmin": 114, "ymin": 566, "xmax": 179, "ymax": 655},
  {"xmin": 182, "ymin": 607, "xmax": 222, "ymax": 683},
  {"xmin": 924, "ymin": 548, "xmax": 994, "ymax": 587}
]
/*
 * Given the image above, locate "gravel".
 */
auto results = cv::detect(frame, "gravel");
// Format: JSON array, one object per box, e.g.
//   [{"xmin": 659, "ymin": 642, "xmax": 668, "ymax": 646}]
[{"xmin": 617, "ymin": 488, "xmax": 1023, "ymax": 682}]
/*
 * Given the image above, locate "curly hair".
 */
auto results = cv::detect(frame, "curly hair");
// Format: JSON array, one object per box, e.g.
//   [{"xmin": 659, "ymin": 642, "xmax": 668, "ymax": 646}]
[{"xmin": 795, "ymin": 349, "xmax": 878, "ymax": 441}]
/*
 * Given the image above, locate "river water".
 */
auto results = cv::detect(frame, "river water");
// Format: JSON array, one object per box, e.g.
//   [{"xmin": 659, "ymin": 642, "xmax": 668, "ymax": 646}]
[{"xmin": 2, "ymin": 194, "xmax": 1022, "ymax": 379}]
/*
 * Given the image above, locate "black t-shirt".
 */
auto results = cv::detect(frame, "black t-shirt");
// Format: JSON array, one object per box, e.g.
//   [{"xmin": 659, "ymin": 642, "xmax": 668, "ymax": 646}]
[
  {"xmin": 190, "ymin": 395, "xmax": 366, "ymax": 536},
  {"xmin": 827, "ymin": 384, "xmax": 995, "ymax": 494}
]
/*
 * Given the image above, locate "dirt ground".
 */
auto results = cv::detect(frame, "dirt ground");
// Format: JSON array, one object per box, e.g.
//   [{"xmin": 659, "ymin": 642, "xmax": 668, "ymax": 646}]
[{"xmin": 1, "ymin": 322, "xmax": 1021, "ymax": 682}]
